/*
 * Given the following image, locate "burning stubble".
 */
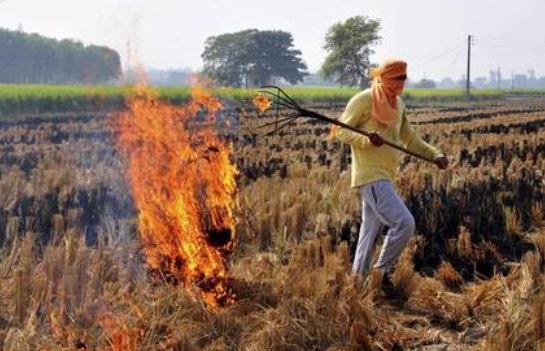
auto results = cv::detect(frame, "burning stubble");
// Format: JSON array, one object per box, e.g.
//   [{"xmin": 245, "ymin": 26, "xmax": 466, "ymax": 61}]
[
  {"xmin": 113, "ymin": 85, "xmax": 238, "ymax": 308},
  {"xmin": 252, "ymin": 93, "xmax": 272, "ymax": 113}
]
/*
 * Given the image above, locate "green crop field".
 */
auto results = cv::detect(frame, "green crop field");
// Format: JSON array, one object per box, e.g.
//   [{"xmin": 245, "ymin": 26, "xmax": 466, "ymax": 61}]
[{"xmin": 0, "ymin": 84, "xmax": 544, "ymax": 118}]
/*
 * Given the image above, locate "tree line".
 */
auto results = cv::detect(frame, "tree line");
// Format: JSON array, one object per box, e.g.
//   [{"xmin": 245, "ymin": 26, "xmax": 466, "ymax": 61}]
[
  {"xmin": 0, "ymin": 28, "xmax": 121, "ymax": 84},
  {"xmin": 0, "ymin": 15, "xmax": 379, "ymax": 87}
]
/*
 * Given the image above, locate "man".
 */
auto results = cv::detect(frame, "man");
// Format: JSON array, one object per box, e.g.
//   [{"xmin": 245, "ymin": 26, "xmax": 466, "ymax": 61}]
[{"xmin": 333, "ymin": 59, "xmax": 448, "ymax": 279}]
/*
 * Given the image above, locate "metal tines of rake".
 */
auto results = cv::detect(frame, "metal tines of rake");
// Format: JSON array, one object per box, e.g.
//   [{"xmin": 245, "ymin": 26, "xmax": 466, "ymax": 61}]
[
  {"xmin": 253, "ymin": 86, "xmax": 307, "ymax": 136},
  {"xmin": 257, "ymin": 85, "xmax": 354, "ymax": 133}
]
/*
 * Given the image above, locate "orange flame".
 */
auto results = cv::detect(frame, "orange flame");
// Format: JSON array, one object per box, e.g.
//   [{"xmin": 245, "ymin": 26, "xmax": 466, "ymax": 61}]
[
  {"xmin": 328, "ymin": 125, "xmax": 339, "ymax": 141},
  {"xmin": 253, "ymin": 93, "xmax": 272, "ymax": 113},
  {"xmin": 114, "ymin": 85, "xmax": 237, "ymax": 308}
]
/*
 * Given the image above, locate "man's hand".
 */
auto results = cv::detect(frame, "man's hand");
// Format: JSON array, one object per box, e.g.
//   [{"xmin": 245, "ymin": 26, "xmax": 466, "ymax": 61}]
[
  {"xmin": 368, "ymin": 132, "xmax": 384, "ymax": 147},
  {"xmin": 435, "ymin": 155, "xmax": 449, "ymax": 169}
]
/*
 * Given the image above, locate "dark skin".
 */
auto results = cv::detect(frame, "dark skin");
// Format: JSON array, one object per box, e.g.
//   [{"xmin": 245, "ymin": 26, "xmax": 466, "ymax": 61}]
[{"xmin": 368, "ymin": 73, "xmax": 449, "ymax": 170}]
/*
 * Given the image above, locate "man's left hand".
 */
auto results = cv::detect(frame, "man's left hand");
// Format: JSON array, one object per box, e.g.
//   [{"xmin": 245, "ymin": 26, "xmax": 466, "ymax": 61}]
[{"xmin": 435, "ymin": 155, "xmax": 449, "ymax": 169}]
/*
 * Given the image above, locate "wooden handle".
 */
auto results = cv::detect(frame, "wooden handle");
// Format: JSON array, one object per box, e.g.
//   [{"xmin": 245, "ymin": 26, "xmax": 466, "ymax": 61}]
[{"xmin": 300, "ymin": 109, "xmax": 436, "ymax": 164}]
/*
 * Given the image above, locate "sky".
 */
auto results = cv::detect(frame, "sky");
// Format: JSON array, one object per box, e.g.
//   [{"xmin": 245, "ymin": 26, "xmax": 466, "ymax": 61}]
[{"xmin": 1, "ymin": 0, "xmax": 545, "ymax": 81}]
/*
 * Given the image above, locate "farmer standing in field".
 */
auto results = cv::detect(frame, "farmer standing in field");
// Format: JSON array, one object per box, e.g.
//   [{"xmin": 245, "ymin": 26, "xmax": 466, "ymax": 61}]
[{"xmin": 333, "ymin": 58, "xmax": 449, "ymax": 281}]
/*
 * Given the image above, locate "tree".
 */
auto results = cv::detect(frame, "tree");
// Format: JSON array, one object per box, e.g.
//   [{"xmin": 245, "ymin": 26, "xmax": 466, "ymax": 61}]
[
  {"xmin": 438, "ymin": 77, "xmax": 456, "ymax": 89},
  {"xmin": 321, "ymin": 16, "xmax": 381, "ymax": 88},
  {"xmin": 202, "ymin": 29, "xmax": 307, "ymax": 87},
  {"xmin": 414, "ymin": 78, "xmax": 437, "ymax": 89}
]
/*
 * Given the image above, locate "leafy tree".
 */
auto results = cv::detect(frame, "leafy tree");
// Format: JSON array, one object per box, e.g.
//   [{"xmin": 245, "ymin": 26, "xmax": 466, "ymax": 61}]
[
  {"xmin": 321, "ymin": 16, "xmax": 381, "ymax": 88},
  {"xmin": 202, "ymin": 29, "xmax": 307, "ymax": 87}
]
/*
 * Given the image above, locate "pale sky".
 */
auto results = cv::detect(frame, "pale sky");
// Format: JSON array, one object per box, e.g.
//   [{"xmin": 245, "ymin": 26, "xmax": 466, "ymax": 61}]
[{"xmin": 1, "ymin": 0, "xmax": 545, "ymax": 80}]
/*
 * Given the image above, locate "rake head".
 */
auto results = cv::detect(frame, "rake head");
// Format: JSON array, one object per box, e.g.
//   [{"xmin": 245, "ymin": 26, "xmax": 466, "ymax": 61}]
[
  {"xmin": 251, "ymin": 86, "xmax": 307, "ymax": 136},
  {"xmin": 248, "ymin": 86, "xmax": 437, "ymax": 164}
]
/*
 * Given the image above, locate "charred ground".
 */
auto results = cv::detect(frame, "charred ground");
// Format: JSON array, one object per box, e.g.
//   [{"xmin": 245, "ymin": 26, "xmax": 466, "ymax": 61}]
[{"xmin": 0, "ymin": 97, "xmax": 544, "ymax": 350}]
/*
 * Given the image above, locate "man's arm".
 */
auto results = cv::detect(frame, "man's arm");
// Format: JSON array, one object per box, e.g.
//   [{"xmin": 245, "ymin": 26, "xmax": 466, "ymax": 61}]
[
  {"xmin": 333, "ymin": 93, "xmax": 373, "ymax": 149},
  {"xmin": 399, "ymin": 109, "xmax": 446, "ymax": 165}
]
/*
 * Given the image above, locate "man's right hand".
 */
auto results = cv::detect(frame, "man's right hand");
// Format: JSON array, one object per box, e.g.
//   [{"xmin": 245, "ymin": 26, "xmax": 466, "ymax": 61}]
[
  {"xmin": 435, "ymin": 155, "xmax": 449, "ymax": 169},
  {"xmin": 368, "ymin": 132, "xmax": 384, "ymax": 147}
]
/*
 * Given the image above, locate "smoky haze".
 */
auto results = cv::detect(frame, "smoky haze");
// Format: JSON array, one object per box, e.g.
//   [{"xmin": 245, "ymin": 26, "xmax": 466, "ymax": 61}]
[{"xmin": 1, "ymin": 0, "xmax": 544, "ymax": 81}]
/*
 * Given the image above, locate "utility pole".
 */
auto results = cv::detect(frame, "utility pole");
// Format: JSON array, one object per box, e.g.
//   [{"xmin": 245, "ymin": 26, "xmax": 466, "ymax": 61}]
[
  {"xmin": 466, "ymin": 35, "xmax": 472, "ymax": 96},
  {"xmin": 497, "ymin": 67, "xmax": 501, "ymax": 90},
  {"xmin": 511, "ymin": 71, "xmax": 514, "ymax": 90}
]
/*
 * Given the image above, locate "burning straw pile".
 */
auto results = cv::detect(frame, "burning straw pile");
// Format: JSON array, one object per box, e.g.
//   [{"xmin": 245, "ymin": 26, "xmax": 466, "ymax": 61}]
[{"xmin": 114, "ymin": 85, "xmax": 238, "ymax": 307}]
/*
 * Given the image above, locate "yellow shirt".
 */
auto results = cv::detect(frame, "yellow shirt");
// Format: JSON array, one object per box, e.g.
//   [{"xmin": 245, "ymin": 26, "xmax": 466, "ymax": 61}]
[{"xmin": 334, "ymin": 89, "xmax": 443, "ymax": 188}]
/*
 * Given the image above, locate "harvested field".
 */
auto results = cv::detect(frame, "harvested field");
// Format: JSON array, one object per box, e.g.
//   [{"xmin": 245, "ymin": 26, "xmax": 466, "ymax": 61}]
[{"xmin": 0, "ymin": 92, "xmax": 545, "ymax": 350}]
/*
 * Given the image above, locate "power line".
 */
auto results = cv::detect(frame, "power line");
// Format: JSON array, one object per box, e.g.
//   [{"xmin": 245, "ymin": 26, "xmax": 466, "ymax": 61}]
[{"xmin": 410, "ymin": 39, "xmax": 466, "ymax": 73}]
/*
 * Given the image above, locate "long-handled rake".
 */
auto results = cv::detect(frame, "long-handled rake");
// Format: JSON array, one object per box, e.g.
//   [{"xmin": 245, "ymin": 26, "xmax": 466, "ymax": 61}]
[{"xmin": 254, "ymin": 85, "xmax": 436, "ymax": 164}]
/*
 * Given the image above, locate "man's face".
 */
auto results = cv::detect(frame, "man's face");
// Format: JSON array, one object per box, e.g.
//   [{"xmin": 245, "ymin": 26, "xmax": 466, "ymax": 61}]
[{"xmin": 391, "ymin": 74, "xmax": 407, "ymax": 96}]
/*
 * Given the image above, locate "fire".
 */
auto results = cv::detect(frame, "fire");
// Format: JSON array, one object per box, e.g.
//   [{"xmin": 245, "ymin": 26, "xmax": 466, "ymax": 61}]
[
  {"xmin": 114, "ymin": 85, "xmax": 238, "ymax": 308},
  {"xmin": 253, "ymin": 93, "xmax": 272, "ymax": 113},
  {"xmin": 328, "ymin": 125, "xmax": 339, "ymax": 140}
]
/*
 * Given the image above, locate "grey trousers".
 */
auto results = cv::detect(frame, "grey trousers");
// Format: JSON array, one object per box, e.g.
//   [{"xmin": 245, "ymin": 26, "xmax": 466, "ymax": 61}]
[{"xmin": 352, "ymin": 180, "xmax": 415, "ymax": 276}]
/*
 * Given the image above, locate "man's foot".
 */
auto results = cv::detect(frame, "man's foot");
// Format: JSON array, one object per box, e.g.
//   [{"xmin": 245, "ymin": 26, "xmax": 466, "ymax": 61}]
[{"xmin": 380, "ymin": 272, "xmax": 398, "ymax": 298}]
